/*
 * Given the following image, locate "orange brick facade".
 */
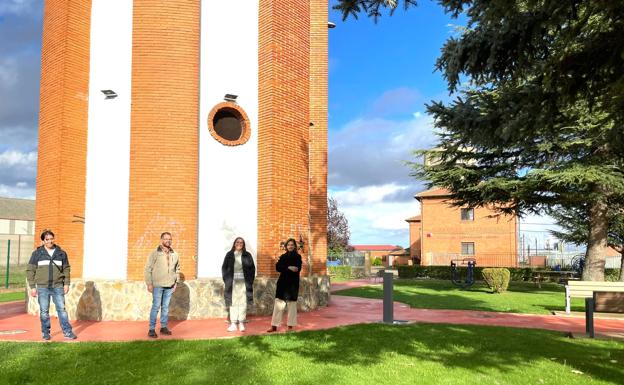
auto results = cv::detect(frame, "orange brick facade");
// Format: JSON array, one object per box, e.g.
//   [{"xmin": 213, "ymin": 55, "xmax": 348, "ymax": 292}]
[
  {"xmin": 35, "ymin": 0, "xmax": 92, "ymax": 277},
  {"xmin": 412, "ymin": 189, "xmax": 518, "ymax": 267},
  {"xmin": 127, "ymin": 0, "xmax": 200, "ymax": 280},
  {"xmin": 406, "ymin": 216, "xmax": 422, "ymax": 263},
  {"xmin": 258, "ymin": 0, "xmax": 324, "ymax": 277},
  {"xmin": 36, "ymin": 1, "xmax": 327, "ymax": 280},
  {"xmin": 309, "ymin": 0, "xmax": 329, "ymax": 275}
]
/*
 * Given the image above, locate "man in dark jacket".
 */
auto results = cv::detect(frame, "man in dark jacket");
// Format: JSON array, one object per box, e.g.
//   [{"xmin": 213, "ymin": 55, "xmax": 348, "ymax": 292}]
[{"xmin": 26, "ymin": 230, "xmax": 77, "ymax": 341}]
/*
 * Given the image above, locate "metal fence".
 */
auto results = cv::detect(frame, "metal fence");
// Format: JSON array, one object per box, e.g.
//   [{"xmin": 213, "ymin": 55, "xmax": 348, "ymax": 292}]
[
  {"xmin": 427, "ymin": 251, "xmax": 622, "ymax": 269},
  {"xmin": 0, "ymin": 234, "xmax": 34, "ymax": 265},
  {"xmin": 428, "ymin": 253, "xmax": 518, "ymax": 267},
  {"xmin": 327, "ymin": 251, "xmax": 366, "ymax": 267}
]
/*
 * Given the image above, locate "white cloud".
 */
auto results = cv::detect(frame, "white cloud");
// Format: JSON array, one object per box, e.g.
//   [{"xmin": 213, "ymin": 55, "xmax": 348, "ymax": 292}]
[
  {"xmin": 339, "ymin": 198, "xmax": 421, "ymax": 246},
  {"xmin": 0, "ymin": 0, "xmax": 36, "ymax": 16},
  {"xmin": 329, "ymin": 112, "xmax": 437, "ymax": 188},
  {"xmin": 332, "ymin": 183, "xmax": 408, "ymax": 206},
  {"xmin": 0, "ymin": 149, "xmax": 37, "ymax": 166},
  {"xmin": 331, "ymin": 184, "xmax": 422, "ymax": 246},
  {"xmin": 0, "ymin": 183, "xmax": 35, "ymax": 199}
]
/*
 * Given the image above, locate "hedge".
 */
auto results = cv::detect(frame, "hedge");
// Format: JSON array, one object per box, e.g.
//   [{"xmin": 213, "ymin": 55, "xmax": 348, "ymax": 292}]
[
  {"xmin": 398, "ymin": 265, "xmax": 534, "ymax": 281},
  {"xmin": 398, "ymin": 266, "xmax": 623, "ymax": 282}
]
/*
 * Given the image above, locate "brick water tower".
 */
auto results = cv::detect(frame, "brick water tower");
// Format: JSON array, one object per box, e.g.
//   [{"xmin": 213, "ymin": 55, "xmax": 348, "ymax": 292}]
[{"xmin": 30, "ymin": 0, "xmax": 329, "ymax": 320}]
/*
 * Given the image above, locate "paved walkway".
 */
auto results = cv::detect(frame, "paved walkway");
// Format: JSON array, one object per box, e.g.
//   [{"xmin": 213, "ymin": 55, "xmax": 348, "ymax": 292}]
[{"xmin": 1, "ymin": 281, "xmax": 623, "ymax": 342}]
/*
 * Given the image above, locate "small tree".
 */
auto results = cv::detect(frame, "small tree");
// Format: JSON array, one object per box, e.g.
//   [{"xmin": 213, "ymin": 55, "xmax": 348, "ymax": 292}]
[{"xmin": 328, "ymin": 197, "xmax": 351, "ymax": 253}]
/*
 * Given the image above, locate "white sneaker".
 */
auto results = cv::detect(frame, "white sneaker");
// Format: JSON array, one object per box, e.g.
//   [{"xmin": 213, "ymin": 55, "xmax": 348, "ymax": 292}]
[
  {"xmin": 227, "ymin": 323, "xmax": 237, "ymax": 332},
  {"xmin": 238, "ymin": 322, "xmax": 246, "ymax": 332}
]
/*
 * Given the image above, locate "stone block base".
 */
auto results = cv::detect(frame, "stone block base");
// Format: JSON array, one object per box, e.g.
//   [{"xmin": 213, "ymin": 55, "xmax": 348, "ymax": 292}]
[{"xmin": 26, "ymin": 275, "xmax": 330, "ymax": 321}]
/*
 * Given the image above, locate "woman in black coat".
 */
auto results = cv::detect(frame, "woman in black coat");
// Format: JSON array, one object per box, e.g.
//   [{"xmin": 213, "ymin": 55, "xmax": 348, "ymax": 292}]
[
  {"xmin": 267, "ymin": 238, "xmax": 302, "ymax": 332},
  {"xmin": 222, "ymin": 237, "xmax": 255, "ymax": 332}
]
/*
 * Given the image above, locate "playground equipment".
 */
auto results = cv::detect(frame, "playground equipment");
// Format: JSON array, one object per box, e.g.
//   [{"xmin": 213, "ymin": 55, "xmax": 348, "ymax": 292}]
[{"xmin": 451, "ymin": 258, "xmax": 476, "ymax": 289}]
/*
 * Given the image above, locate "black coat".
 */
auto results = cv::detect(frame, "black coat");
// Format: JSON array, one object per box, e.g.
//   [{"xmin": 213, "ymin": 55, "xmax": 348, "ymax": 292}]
[
  {"xmin": 222, "ymin": 250, "xmax": 255, "ymax": 307},
  {"xmin": 275, "ymin": 251, "xmax": 302, "ymax": 301}
]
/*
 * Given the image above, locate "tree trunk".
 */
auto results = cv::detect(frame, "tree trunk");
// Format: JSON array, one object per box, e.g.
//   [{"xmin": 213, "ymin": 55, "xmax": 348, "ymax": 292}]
[{"xmin": 583, "ymin": 198, "xmax": 609, "ymax": 281}]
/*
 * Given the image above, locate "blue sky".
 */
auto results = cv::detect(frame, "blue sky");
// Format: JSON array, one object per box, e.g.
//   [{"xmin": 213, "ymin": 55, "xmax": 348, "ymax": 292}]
[
  {"xmin": 0, "ymin": 0, "xmax": 560, "ymax": 249},
  {"xmin": 327, "ymin": 1, "xmax": 459, "ymax": 246}
]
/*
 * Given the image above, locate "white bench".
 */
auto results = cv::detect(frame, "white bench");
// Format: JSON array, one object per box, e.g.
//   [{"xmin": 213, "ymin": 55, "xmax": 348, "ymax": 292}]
[{"xmin": 565, "ymin": 281, "xmax": 624, "ymax": 313}]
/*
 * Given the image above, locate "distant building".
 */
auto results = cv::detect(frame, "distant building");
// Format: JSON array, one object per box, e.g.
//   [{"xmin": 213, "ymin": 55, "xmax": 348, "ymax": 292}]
[
  {"xmin": 0, "ymin": 196, "xmax": 36, "ymax": 265},
  {"xmin": 352, "ymin": 245, "xmax": 403, "ymax": 267},
  {"xmin": 409, "ymin": 188, "xmax": 518, "ymax": 267},
  {"xmin": 405, "ymin": 215, "xmax": 422, "ymax": 264}
]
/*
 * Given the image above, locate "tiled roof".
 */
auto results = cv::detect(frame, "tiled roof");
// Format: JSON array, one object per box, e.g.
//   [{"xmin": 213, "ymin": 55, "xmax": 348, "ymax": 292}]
[
  {"xmin": 352, "ymin": 245, "xmax": 402, "ymax": 252},
  {"xmin": 388, "ymin": 247, "xmax": 410, "ymax": 256},
  {"xmin": 405, "ymin": 215, "xmax": 421, "ymax": 222},
  {"xmin": 0, "ymin": 196, "xmax": 35, "ymax": 220},
  {"xmin": 415, "ymin": 188, "xmax": 452, "ymax": 199}
]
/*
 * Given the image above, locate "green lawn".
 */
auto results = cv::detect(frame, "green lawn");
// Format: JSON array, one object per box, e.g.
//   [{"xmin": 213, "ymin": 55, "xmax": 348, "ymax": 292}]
[
  {"xmin": 0, "ymin": 323, "xmax": 622, "ymax": 385},
  {"xmin": 0, "ymin": 291, "xmax": 24, "ymax": 303},
  {"xmin": 0, "ymin": 266, "xmax": 27, "ymax": 290},
  {"xmin": 334, "ymin": 279, "xmax": 586, "ymax": 314}
]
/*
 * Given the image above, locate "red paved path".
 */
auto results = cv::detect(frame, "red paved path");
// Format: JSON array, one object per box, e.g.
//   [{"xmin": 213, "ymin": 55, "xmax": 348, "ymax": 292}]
[{"xmin": 1, "ymin": 280, "xmax": 622, "ymax": 342}]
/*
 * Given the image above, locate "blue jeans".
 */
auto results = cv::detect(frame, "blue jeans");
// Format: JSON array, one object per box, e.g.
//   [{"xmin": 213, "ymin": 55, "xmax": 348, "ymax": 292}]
[
  {"xmin": 149, "ymin": 286, "xmax": 173, "ymax": 330},
  {"xmin": 37, "ymin": 287, "xmax": 73, "ymax": 336}
]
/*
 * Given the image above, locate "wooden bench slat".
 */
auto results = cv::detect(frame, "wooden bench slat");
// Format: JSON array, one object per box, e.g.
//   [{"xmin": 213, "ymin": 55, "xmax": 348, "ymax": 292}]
[
  {"xmin": 568, "ymin": 281, "xmax": 624, "ymax": 287},
  {"xmin": 594, "ymin": 292, "xmax": 624, "ymax": 313}
]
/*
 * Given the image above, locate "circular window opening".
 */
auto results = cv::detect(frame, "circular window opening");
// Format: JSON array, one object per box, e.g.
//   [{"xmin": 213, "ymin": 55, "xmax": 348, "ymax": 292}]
[
  {"xmin": 207, "ymin": 102, "xmax": 251, "ymax": 146},
  {"xmin": 213, "ymin": 109, "xmax": 242, "ymax": 141}
]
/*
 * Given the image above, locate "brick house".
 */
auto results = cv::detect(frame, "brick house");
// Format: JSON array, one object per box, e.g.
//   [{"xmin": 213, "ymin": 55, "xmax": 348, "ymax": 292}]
[
  {"xmin": 352, "ymin": 245, "xmax": 404, "ymax": 267},
  {"xmin": 0, "ymin": 197, "xmax": 36, "ymax": 265},
  {"xmin": 408, "ymin": 188, "xmax": 518, "ymax": 267}
]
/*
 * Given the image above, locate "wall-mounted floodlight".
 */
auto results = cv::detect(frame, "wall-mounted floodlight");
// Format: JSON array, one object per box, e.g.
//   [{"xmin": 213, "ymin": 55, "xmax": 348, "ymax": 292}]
[
  {"xmin": 101, "ymin": 90, "xmax": 118, "ymax": 99},
  {"xmin": 328, "ymin": 22, "xmax": 336, "ymax": 29},
  {"xmin": 224, "ymin": 94, "xmax": 238, "ymax": 103}
]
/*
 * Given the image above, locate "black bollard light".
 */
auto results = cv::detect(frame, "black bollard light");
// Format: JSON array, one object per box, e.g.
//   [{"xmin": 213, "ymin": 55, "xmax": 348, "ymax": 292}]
[{"xmin": 383, "ymin": 270, "xmax": 394, "ymax": 323}]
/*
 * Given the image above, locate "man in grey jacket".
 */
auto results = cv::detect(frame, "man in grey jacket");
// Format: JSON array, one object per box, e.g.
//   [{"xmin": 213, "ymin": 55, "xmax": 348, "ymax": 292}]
[{"xmin": 144, "ymin": 232, "xmax": 180, "ymax": 338}]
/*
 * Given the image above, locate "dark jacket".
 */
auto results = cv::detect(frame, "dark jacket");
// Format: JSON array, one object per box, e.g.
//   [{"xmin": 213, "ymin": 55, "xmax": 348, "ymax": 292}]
[
  {"xmin": 275, "ymin": 251, "xmax": 302, "ymax": 301},
  {"xmin": 222, "ymin": 250, "xmax": 256, "ymax": 307},
  {"xmin": 26, "ymin": 245, "xmax": 71, "ymax": 289}
]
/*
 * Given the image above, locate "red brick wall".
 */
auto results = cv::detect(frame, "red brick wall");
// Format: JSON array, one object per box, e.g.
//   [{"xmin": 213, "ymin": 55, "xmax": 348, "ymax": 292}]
[
  {"xmin": 309, "ymin": 0, "xmax": 328, "ymax": 275},
  {"xmin": 36, "ymin": 0, "xmax": 92, "ymax": 277},
  {"xmin": 408, "ymin": 220, "xmax": 421, "ymax": 261},
  {"xmin": 127, "ymin": 0, "xmax": 200, "ymax": 280},
  {"xmin": 258, "ymin": 1, "xmax": 311, "ymax": 277},
  {"xmin": 420, "ymin": 198, "xmax": 518, "ymax": 267}
]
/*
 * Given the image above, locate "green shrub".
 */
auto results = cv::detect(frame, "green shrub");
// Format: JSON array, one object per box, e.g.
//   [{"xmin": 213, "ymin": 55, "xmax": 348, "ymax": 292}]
[
  {"xmin": 371, "ymin": 257, "xmax": 383, "ymax": 266},
  {"xmin": 605, "ymin": 268, "xmax": 621, "ymax": 282},
  {"xmin": 482, "ymin": 268, "xmax": 511, "ymax": 293},
  {"xmin": 328, "ymin": 266, "xmax": 352, "ymax": 280},
  {"xmin": 397, "ymin": 265, "xmax": 535, "ymax": 281}
]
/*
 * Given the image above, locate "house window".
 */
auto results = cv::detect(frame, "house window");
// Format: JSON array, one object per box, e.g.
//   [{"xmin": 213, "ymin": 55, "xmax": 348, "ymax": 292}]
[
  {"xmin": 461, "ymin": 242, "xmax": 475, "ymax": 255},
  {"xmin": 461, "ymin": 208, "xmax": 474, "ymax": 221}
]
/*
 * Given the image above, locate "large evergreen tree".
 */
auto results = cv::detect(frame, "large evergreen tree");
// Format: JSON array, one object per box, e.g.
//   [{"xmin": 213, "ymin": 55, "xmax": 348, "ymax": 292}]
[
  {"xmin": 337, "ymin": 0, "xmax": 624, "ymax": 280},
  {"xmin": 550, "ymin": 203, "xmax": 624, "ymax": 281}
]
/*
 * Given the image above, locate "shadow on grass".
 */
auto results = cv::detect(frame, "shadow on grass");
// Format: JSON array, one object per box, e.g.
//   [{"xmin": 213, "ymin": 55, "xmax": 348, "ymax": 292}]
[{"xmin": 1, "ymin": 323, "xmax": 622, "ymax": 385}]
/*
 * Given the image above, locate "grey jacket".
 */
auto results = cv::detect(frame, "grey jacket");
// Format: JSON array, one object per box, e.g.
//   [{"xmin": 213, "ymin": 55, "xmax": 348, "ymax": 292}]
[{"xmin": 144, "ymin": 246, "xmax": 180, "ymax": 288}]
